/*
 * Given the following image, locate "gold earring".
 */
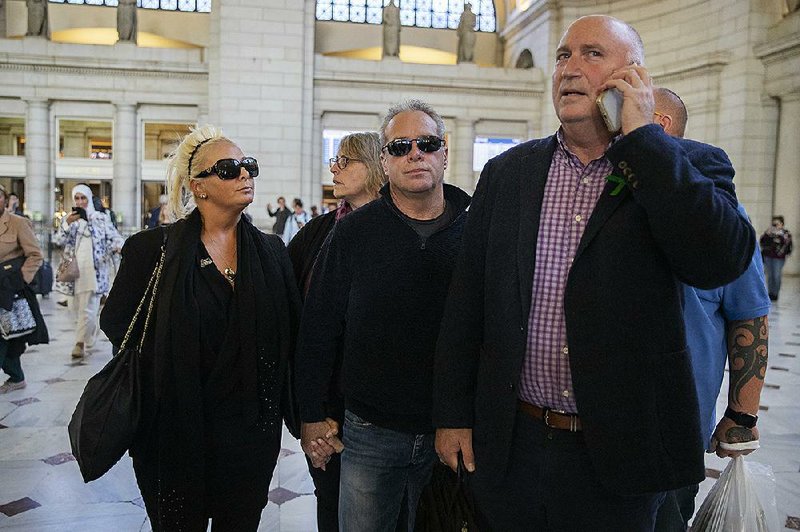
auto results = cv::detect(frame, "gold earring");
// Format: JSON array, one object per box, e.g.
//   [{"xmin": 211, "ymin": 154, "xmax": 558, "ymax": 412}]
[{"xmin": 198, "ymin": 193, "xmax": 208, "ymax": 199}]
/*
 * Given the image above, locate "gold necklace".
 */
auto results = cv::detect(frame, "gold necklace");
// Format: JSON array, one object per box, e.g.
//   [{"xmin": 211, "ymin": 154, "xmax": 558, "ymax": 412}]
[{"xmin": 204, "ymin": 232, "xmax": 237, "ymax": 286}]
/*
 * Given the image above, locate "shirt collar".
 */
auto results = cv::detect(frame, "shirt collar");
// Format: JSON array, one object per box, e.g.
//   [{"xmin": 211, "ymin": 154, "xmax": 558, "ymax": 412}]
[{"xmin": 555, "ymin": 128, "xmax": 621, "ymax": 167}]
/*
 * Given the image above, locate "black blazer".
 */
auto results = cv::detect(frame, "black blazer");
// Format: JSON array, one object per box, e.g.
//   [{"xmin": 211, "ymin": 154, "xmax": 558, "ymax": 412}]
[{"xmin": 433, "ymin": 124, "xmax": 755, "ymax": 495}]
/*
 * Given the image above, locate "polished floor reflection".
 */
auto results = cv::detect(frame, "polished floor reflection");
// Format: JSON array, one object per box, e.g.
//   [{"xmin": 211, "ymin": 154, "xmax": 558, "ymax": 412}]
[{"xmin": 0, "ymin": 280, "xmax": 799, "ymax": 531}]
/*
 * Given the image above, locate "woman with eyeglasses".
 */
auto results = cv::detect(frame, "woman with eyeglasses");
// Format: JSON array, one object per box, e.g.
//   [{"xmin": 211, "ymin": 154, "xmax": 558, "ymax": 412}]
[
  {"xmin": 54, "ymin": 184, "xmax": 123, "ymax": 359},
  {"xmin": 100, "ymin": 125, "xmax": 301, "ymax": 531},
  {"xmin": 286, "ymin": 131, "xmax": 385, "ymax": 532}
]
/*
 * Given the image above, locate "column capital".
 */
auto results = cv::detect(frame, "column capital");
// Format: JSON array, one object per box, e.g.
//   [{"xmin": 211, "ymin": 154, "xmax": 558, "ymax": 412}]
[
  {"xmin": 113, "ymin": 102, "xmax": 138, "ymax": 112},
  {"xmin": 24, "ymin": 98, "xmax": 49, "ymax": 107}
]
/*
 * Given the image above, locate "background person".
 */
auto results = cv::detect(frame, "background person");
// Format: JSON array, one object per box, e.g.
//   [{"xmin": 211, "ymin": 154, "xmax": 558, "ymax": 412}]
[
  {"xmin": 652, "ymin": 86, "xmax": 771, "ymax": 531},
  {"xmin": 100, "ymin": 125, "xmax": 301, "ymax": 531},
  {"xmin": 7, "ymin": 193, "xmax": 25, "ymax": 217},
  {"xmin": 760, "ymin": 215, "xmax": 792, "ymax": 301},
  {"xmin": 0, "ymin": 184, "xmax": 45, "ymax": 394},
  {"xmin": 287, "ymin": 131, "xmax": 385, "ymax": 532},
  {"xmin": 282, "ymin": 197, "xmax": 309, "ymax": 244},
  {"xmin": 267, "ymin": 196, "xmax": 291, "ymax": 235},
  {"xmin": 146, "ymin": 194, "xmax": 169, "ymax": 229},
  {"xmin": 54, "ymin": 184, "xmax": 123, "ymax": 360}
]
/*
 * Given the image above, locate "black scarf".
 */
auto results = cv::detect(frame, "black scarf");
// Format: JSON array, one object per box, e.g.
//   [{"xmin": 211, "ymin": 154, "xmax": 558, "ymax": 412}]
[{"xmin": 150, "ymin": 209, "xmax": 294, "ymax": 530}]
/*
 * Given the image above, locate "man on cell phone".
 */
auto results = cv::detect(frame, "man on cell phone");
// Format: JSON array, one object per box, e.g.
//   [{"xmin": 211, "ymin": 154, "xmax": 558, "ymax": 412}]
[{"xmin": 433, "ymin": 15, "xmax": 755, "ymax": 530}]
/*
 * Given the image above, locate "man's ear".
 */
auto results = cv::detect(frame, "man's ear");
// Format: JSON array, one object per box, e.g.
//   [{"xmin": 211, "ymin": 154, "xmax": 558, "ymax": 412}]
[
  {"xmin": 381, "ymin": 152, "xmax": 390, "ymax": 177},
  {"xmin": 655, "ymin": 113, "xmax": 673, "ymax": 134}
]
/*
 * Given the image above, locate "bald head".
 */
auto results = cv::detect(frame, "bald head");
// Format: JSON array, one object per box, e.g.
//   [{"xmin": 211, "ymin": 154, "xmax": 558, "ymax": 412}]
[
  {"xmin": 653, "ymin": 87, "xmax": 688, "ymax": 138},
  {"xmin": 566, "ymin": 15, "xmax": 645, "ymax": 65}
]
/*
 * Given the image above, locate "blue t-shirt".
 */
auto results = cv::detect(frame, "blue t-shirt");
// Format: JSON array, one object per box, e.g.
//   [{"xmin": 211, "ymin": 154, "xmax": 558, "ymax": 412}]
[{"xmin": 683, "ymin": 206, "xmax": 771, "ymax": 449}]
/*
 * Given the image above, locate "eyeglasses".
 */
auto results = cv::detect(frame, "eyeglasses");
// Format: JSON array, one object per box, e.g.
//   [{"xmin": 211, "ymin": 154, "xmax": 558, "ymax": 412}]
[
  {"xmin": 329, "ymin": 155, "xmax": 361, "ymax": 169},
  {"xmin": 382, "ymin": 136, "xmax": 444, "ymax": 157},
  {"xmin": 195, "ymin": 157, "xmax": 259, "ymax": 180},
  {"xmin": 653, "ymin": 111, "xmax": 665, "ymax": 118}
]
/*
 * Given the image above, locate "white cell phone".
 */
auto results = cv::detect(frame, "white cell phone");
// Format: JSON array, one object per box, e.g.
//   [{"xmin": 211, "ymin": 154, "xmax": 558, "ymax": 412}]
[{"xmin": 597, "ymin": 89, "xmax": 623, "ymax": 133}]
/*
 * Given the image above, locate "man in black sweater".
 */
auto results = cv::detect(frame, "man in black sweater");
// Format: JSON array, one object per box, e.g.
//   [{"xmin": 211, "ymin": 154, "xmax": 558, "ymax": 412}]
[{"xmin": 296, "ymin": 99, "xmax": 470, "ymax": 531}]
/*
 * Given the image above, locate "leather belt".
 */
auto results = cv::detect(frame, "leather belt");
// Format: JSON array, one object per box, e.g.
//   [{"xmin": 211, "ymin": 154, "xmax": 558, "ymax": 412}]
[{"xmin": 518, "ymin": 400, "xmax": 582, "ymax": 432}]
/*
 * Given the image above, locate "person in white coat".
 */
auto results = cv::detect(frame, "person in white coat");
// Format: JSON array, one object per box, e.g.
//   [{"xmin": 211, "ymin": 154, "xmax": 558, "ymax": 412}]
[{"xmin": 54, "ymin": 185, "xmax": 123, "ymax": 359}]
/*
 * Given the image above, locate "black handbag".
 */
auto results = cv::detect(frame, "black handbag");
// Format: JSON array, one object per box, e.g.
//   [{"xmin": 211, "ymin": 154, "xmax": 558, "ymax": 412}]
[
  {"xmin": 68, "ymin": 234, "xmax": 167, "ymax": 483},
  {"xmin": 415, "ymin": 454, "xmax": 479, "ymax": 532}
]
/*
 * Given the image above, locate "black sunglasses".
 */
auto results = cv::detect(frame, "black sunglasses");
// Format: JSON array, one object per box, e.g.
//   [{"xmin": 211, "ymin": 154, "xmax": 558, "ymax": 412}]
[
  {"xmin": 382, "ymin": 136, "xmax": 444, "ymax": 157},
  {"xmin": 195, "ymin": 157, "xmax": 259, "ymax": 180}
]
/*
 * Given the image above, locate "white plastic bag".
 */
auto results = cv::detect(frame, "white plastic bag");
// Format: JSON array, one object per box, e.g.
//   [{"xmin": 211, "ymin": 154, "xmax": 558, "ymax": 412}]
[{"xmin": 692, "ymin": 452, "xmax": 779, "ymax": 532}]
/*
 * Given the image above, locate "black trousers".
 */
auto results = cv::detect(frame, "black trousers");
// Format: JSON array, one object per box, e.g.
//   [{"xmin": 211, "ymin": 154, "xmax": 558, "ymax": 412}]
[
  {"xmin": 470, "ymin": 409, "xmax": 666, "ymax": 532},
  {"xmin": 133, "ymin": 416, "xmax": 281, "ymax": 532},
  {"xmin": 654, "ymin": 484, "xmax": 699, "ymax": 531},
  {"xmin": 306, "ymin": 452, "xmax": 341, "ymax": 532}
]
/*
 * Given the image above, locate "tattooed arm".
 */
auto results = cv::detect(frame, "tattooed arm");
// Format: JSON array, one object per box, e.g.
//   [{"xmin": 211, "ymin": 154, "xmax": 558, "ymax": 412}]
[{"xmin": 709, "ymin": 315, "xmax": 768, "ymax": 458}]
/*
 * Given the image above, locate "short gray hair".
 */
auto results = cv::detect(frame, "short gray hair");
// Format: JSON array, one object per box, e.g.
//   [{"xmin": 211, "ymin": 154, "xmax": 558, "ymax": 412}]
[{"xmin": 380, "ymin": 99, "xmax": 445, "ymax": 145}]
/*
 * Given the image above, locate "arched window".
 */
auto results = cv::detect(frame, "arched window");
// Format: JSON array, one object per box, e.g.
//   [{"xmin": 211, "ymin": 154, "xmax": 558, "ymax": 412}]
[
  {"xmin": 47, "ymin": 0, "xmax": 211, "ymax": 13},
  {"xmin": 316, "ymin": 0, "xmax": 496, "ymax": 33}
]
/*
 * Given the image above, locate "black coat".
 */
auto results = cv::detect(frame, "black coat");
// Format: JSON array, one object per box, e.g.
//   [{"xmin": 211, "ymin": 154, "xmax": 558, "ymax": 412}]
[
  {"xmin": 433, "ymin": 124, "xmax": 755, "ymax": 495},
  {"xmin": 0, "ymin": 256, "xmax": 49, "ymax": 356}
]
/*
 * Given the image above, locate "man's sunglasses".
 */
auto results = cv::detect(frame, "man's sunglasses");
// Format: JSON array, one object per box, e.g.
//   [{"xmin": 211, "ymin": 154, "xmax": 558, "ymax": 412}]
[
  {"xmin": 382, "ymin": 136, "xmax": 444, "ymax": 157},
  {"xmin": 195, "ymin": 157, "xmax": 259, "ymax": 180}
]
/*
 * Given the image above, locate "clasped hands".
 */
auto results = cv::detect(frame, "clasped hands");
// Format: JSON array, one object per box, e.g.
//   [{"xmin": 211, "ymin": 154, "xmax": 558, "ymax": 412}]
[{"xmin": 301, "ymin": 418, "xmax": 345, "ymax": 470}]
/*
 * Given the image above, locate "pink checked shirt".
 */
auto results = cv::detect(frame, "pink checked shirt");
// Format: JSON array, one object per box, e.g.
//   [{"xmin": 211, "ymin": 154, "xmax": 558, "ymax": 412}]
[{"xmin": 518, "ymin": 130, "xmax": 613, "ymax": 413}]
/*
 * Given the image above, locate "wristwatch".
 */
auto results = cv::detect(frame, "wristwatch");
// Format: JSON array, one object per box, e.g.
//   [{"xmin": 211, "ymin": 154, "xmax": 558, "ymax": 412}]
[{"xmin": 724, "ymin": 407, "xmax": 758, "ymax": 428}]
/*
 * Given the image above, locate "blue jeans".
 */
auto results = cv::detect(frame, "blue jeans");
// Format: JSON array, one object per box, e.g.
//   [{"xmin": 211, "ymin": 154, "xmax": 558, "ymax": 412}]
[
  {"xmin": 763, "ymin": 256, "xmax": 785, "ymax": 298},
  {"xmin": 338, "ymin": 410, "xmax": 436, "ymax": 532},
  {"xmin": 0, "ymin": 339, "xmax": 24, "ymax": 382}
]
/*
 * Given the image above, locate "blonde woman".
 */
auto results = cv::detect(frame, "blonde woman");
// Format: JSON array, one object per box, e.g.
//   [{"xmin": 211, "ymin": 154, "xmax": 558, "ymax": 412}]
[
  {"xmin": 100, "ymin": 125, "xmax": 301, "ymax": 531},
  {"xmin": 54, "ymin": 184, "xmax": 123, "ymax": 359}
]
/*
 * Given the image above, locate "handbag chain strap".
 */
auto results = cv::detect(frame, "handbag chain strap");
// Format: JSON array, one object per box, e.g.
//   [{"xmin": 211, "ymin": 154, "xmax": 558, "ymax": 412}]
[{"xmin": 119, "ymin": 241, "xmax": 167, "ymax": 352}]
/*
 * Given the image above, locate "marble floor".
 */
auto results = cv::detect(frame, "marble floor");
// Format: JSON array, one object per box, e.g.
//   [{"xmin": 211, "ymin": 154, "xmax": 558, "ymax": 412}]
[{"xmin": 0, "ymin": 279, "xmax": 799, "ymax": 531}]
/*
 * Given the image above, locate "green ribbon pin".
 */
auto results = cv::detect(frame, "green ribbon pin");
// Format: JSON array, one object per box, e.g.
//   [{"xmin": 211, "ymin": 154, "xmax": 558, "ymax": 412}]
[{"xmin": 605, "ymin": 174, "xmax": 625, "ymax": 196}]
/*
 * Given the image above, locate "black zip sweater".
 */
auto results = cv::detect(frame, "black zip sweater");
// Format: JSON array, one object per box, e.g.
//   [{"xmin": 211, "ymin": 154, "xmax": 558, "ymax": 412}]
[{"xmin": 296, "ymin": 183, "xmax": 471, "ymax": 434}]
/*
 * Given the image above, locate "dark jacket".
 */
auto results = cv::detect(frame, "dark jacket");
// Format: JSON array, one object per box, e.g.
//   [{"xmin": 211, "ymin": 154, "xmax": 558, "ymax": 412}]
[
  {"xmin": 100, "ymin": 217, "xmax": 302, "ymax": 445},
  {"xmin": 434, "ymin": 124, "xmax": 755, "ymax": 495},
  {"xmin": 287, "ymin": 209, "xmax": 337, "ymax": 295},
  {"xmin": 268, "ymin": 205, "xmax": 291, "ymax": 236},
  {"xmin": 297, "ymin": 183, "xmax": 471, "ymax": 434},
  {"xmin": 760, "ymin": 228, "xmax": 792, "ymax": 259},
  {"xmin": 0, "ymin": 249, "xmax": 48, "ymax": 357}
]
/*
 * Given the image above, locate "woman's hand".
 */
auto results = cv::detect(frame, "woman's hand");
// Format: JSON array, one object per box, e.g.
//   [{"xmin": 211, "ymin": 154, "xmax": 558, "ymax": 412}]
[{"xmin": 66, "ymin": 212, "xmax": 80, "ymax": 225}]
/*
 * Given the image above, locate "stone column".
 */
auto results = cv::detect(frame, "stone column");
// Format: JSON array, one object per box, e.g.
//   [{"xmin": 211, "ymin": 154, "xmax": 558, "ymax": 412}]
[
  {"xmin": 113, "ymin": 103, "xmax": 137, "ymax": 231},
  {"xmin": 452, "ymin": 118, "xmax": 475, "ymax": 192},
  {"xmin": 207, "ymin": 0, "xmax": 313, "ymax": 229},
  {"xmin": 24, "ymin": 98, "xmax": 51, "ymax": 221},
  {"xmin": 772, "ymin": 93, "xmax": 800, "ymax": 275}
]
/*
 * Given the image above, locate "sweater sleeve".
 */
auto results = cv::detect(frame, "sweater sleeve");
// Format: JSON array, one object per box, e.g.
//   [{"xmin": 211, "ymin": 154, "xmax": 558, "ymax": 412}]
[{"xmin": 295, "ymin": 224, "xmax": 350, "ymax": 423}]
